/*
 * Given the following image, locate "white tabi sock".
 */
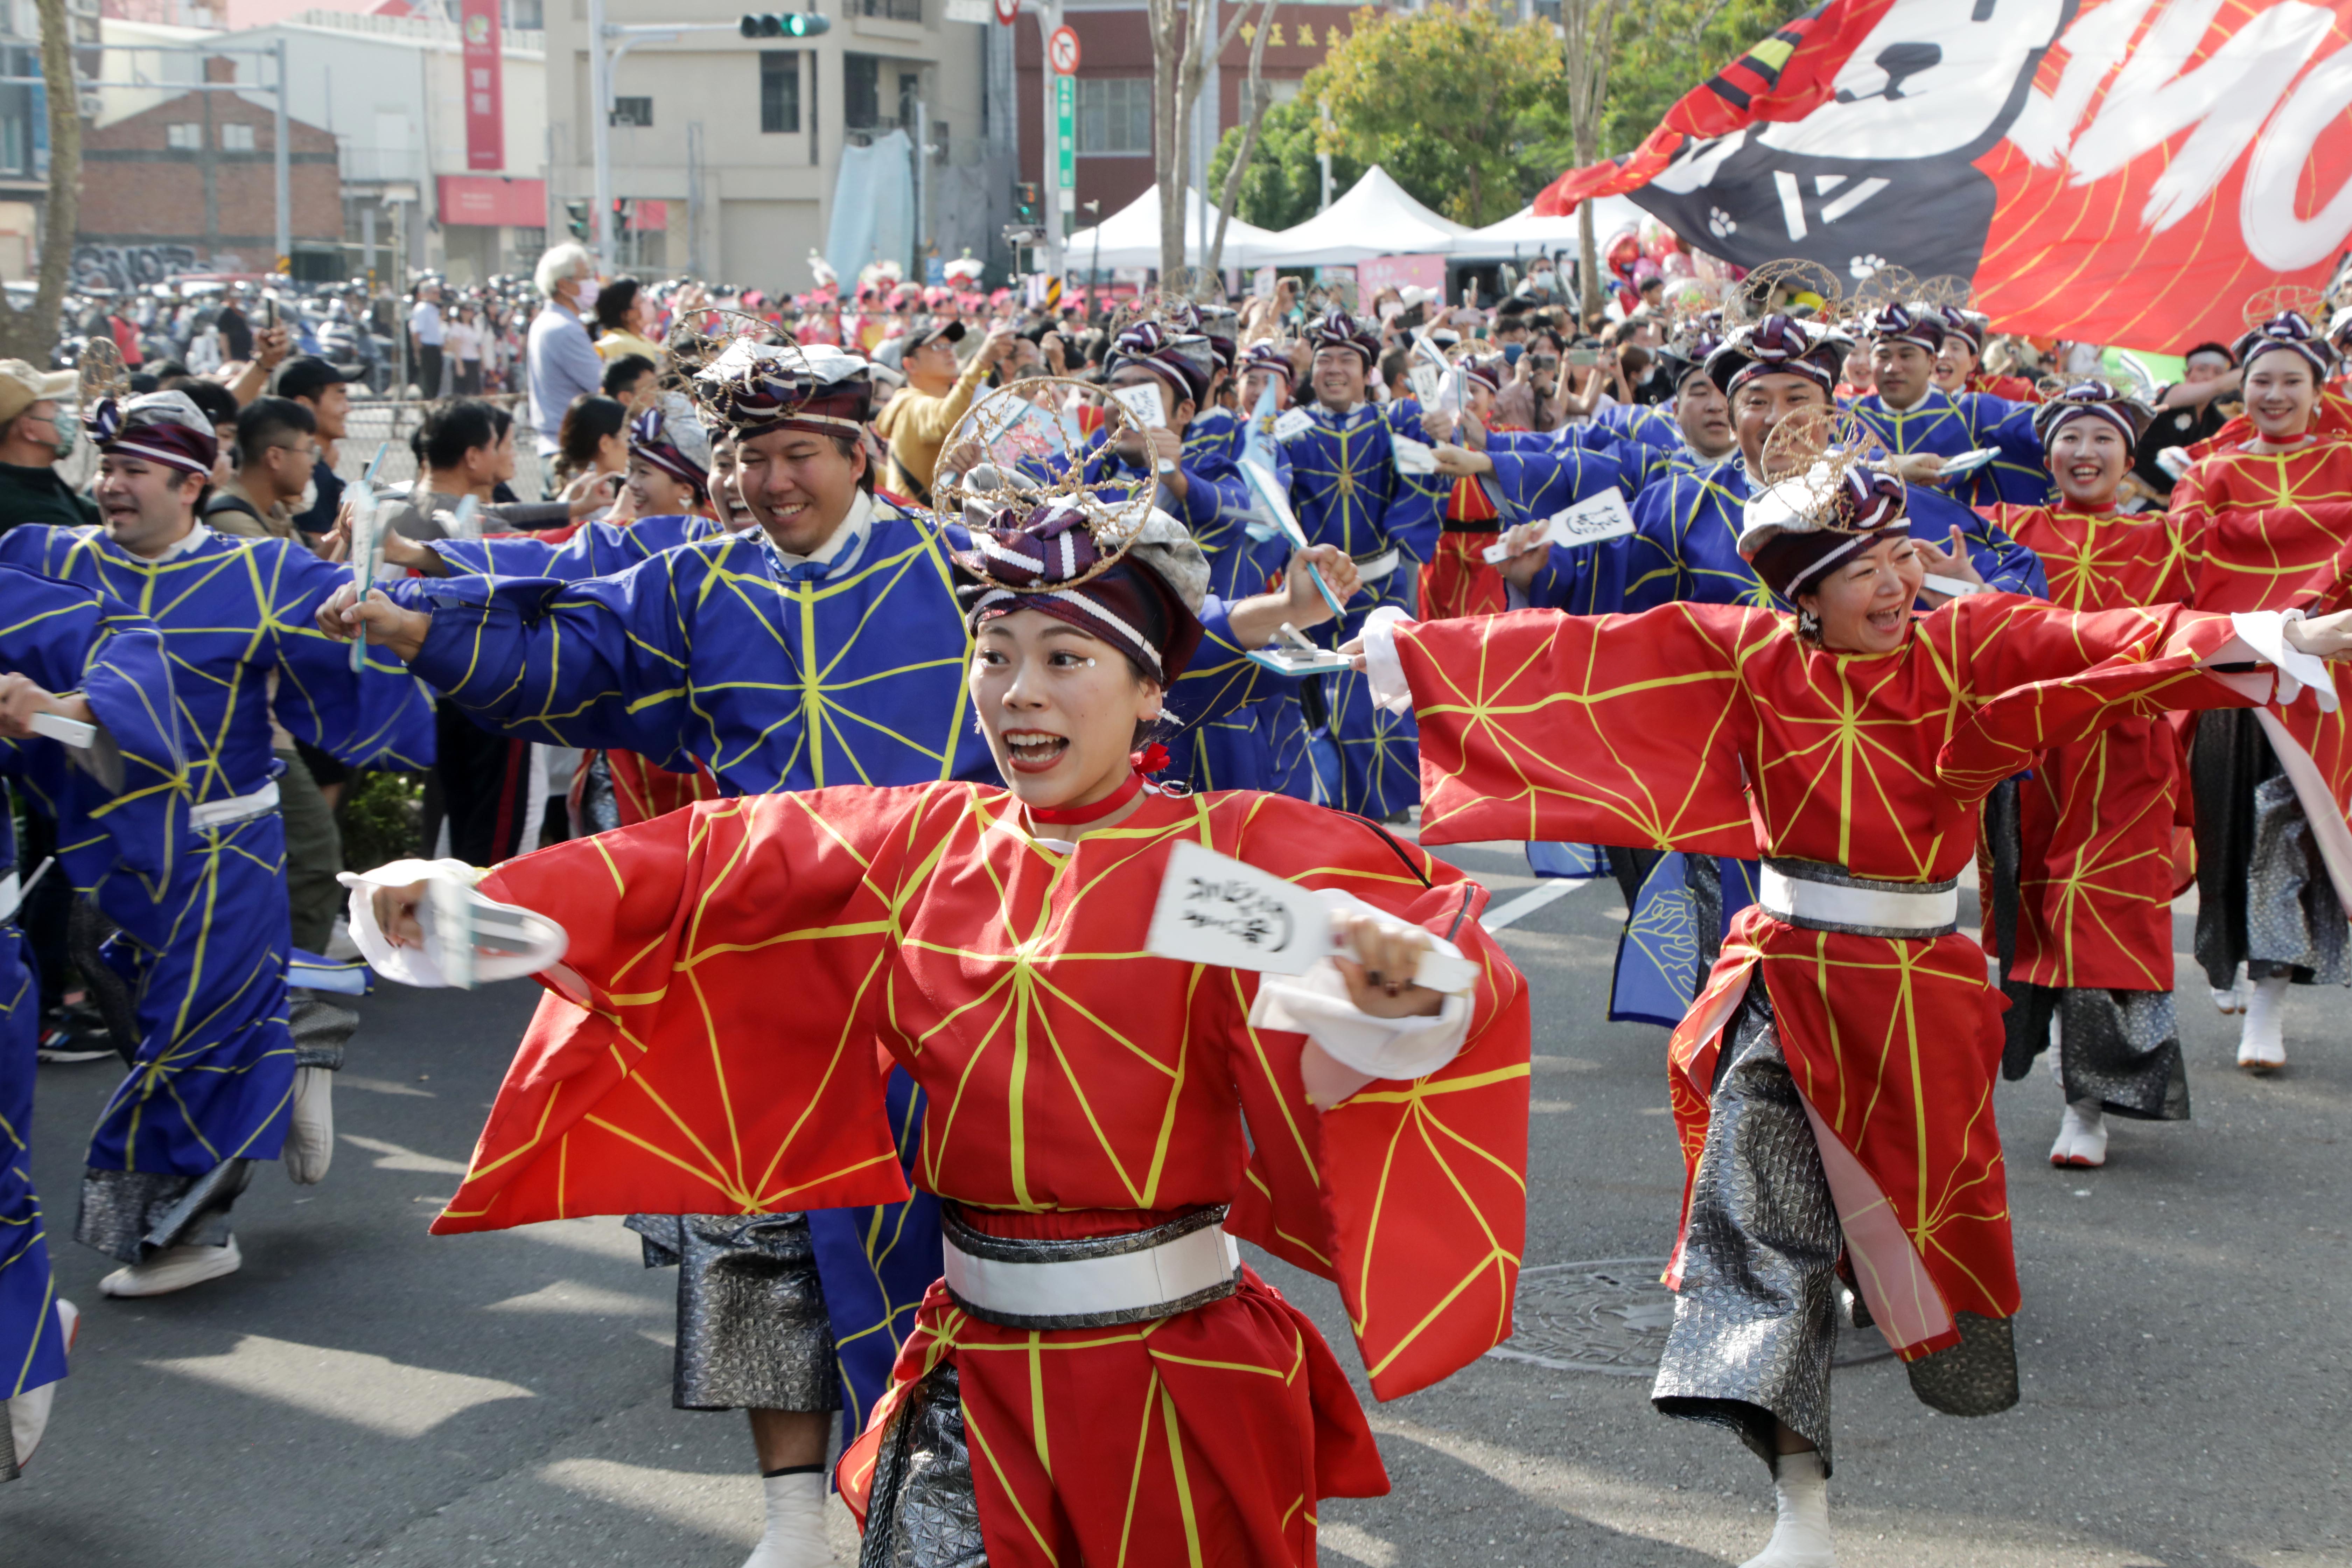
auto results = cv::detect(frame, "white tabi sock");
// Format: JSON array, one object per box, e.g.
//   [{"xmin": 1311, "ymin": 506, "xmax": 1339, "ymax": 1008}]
[
  {"xmin": 742, "ymin": 1468, "xmax": 834, "ymax": 1568},
  {"xmin": 2239, "ymin": 974, "xmax": 2291, "ymax": 1071},
  {"xmin": 1740, "ymin": 1449, "xmax": 1833, "ymax": 1568},
  {"xmin": 2051, "ymin": 1098, "xmax": 2107, "ymax": 1167}
]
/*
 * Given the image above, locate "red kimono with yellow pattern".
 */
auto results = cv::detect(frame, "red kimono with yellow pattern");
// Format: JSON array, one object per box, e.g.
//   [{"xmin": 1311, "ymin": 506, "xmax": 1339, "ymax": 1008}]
[
  {"xmin": 1418, "ymin": 424, "xmax": 1528, "ymax": 622},
  {"xmin": 430, "ymin": 784, "xmax": 1530, "ymax": 1567},
  {"xmin": 2182, "ymin": 388, "xmax": 2352, "ymax": 465},
  {"xmin": 1983, "ymin": 503, "xmax": 2200, "ymax": 990},
  {"xmin": 2168, "ymin": 438, "xmax": 2352, "ymax": 842},
  {"xmin": 1391, "ymin": 596, "xmax": 2259, "ymax": 1359}
]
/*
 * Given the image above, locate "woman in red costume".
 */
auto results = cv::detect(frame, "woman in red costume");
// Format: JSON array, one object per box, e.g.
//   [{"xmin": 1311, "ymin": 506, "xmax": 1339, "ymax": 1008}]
[
  {"xmin": 1350, "ymin": 444, "xmax": 2352, "ymax": 1568},
  {"xmin": 347, "ymin": 493, "xmax": 1532, "ymax": 1568},
  {"xmin": 2168, "ymin": 310, "xmax": 2352, "ymax": 1071},
  {"xmin": 1980, "ymin": 382, "xmax": 2202, "ymax": 1167}
]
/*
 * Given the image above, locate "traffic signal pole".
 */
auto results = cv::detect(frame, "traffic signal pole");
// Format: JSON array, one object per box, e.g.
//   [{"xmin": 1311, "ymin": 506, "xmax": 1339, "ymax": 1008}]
[
  {"xmin": 587, "ymin": 11, "xmax": 806, "ymax": 273},
  {"xmin": 1032, "ymin": 0, "xmax": 1064, "ymax": 284}
]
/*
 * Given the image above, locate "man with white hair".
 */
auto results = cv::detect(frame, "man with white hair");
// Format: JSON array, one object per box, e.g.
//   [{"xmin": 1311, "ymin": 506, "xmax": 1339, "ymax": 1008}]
[{"xmin": 526, "ymin": 241, "xmax": 606, "ymax": 461}]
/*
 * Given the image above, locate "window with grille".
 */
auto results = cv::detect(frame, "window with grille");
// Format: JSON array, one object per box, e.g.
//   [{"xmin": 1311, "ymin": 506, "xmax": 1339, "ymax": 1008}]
[
  {"xmin": 844, "ymin": 52, "xmax": 881, "ymax": 129},
  {"xmin": 760, "ymin": 50, "xmax": 800, "ymax": 133},
  {"xmin": 858, "ymin": 0, "xmax": 920, "ymax": 20},
  {"xmin": 219, "ymin": 122, "xmax": 255, "ymax": 151},
  {"xmin": 165, "ymin": 122, "xmax": 200, "ymax": 150},
  {"xmin": 1077, "ymin": 78, "xmax": 1150, "ymax": 156},
  {"xmin": 611, "ymin": 96, "xmax": 652, "ymax": 127}
]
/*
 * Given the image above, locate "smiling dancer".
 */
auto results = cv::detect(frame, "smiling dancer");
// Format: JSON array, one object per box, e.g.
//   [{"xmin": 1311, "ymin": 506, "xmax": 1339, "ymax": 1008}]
[
  {"xmin": 345, "ymin": 491, "xmax": 1530, "ymax": 1568},
  {"xmin": 1350, "ymin": 440, "xmax": 2352, "ymax": 1568}
]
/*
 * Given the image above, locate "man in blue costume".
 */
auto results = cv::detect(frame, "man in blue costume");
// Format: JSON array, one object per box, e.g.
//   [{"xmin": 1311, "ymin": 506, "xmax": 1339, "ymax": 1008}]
[
  {"xmin": 0, "ymin": 391, "xmax": 433, "ymax": 1298},
  {"xmin": 1849, "ymin": 301, "xmax": 2052, "ymax": 508},
  {"xmin": 0, "ymin": 566, "xmax": 188, "ymax": 1478},
  {"xmin": 325, "ymin": 340, "xmax": 1358, "ymax": 1568},
  {"xmin": 1279, "ymin": 308, "xmax": 1448, "ymax": 817}
]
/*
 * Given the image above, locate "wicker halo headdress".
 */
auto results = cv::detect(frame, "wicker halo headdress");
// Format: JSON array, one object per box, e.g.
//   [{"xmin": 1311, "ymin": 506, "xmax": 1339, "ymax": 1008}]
[
  {"xmin": 935, "ymin": 376, "xmax": 1157, "ymax": 578},
  {"xmin": 2241, "ymin": 282, "xmax": 2328, "ymax": 331},
  {"xmin": 1842, "ymin": 264, "xmax": 1919, "ymax": 326},
  {"xmin": 1727, "ymin": 259, "xmax": 1843, "ymax": 329}
]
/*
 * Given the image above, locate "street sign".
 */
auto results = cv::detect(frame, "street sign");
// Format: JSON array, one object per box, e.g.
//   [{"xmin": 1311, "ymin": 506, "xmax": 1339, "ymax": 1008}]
[
  {"xmin": 1054, "ymin": 72, "xmax": 1075, "ymax": 212},
  {"xmin": 993, "ymin": 0, "xmax": 1017, "ymax": 22},
  {"xmin": 1049, "ymin": 23, "xmax": 1079, "ymax": 73}
]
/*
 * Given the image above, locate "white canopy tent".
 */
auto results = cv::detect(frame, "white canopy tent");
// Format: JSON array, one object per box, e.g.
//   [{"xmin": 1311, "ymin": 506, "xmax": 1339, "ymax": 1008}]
[
  {"xmin": 1061, "ymin": 184, "xmax": 1285, "ymax": 271},
  {"xmin": 1445, "ymin": 194, "xmax": 1647, "ymax": 257},
  {"xmin": 1250, "ymin": 166, "xmax": 1469, "ymax": 265}
]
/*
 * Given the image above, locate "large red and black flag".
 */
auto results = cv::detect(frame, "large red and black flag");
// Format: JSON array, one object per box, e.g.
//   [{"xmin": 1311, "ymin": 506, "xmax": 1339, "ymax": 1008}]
[{"xmin": 1537, "ymin": 0, "xmax": 2352, "ymax": 350}]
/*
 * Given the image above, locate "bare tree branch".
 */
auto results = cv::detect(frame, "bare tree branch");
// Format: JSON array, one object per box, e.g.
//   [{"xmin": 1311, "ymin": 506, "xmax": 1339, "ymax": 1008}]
[{"xmin": 1206, "ymin": 0, "xmax": 1277, "ymax": 279}]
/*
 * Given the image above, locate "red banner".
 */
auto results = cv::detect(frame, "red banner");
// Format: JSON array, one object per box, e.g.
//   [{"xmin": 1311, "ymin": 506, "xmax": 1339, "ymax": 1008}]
[
  {"xmin": 1539, "ymin": 0, "xmax": 2352, "ymax": 352},
  {"xmin": 461, "ymin": 0, "xmax": 503, "ymax": 173}
]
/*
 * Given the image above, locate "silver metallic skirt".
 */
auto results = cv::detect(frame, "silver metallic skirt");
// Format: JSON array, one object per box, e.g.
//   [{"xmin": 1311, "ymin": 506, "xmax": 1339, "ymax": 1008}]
[
  {"xmin": 2191, "ymin": 708, "xmax": 2350, "ymax": 988},
  {"xmin": 625, "ymin": 1212, "xmax": 840, "ymax": 1413},
  {"xmin": 73, "ymin": 1000, "xmax": 357, "ymax": 1263},
  {"xmin": 78, "ymin": 1158, "xmax": 251, "ymax": 1264},
  {"xmin": 856, "ymin": 1363, "xmax": 987, "ymax": 1568},
  {"xmin": 1653, "ymin": 983, "xmax": 2018, "ymax": 1475}
]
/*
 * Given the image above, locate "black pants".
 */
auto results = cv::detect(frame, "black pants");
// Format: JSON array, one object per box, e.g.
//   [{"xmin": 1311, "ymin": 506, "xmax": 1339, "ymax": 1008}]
[
  {"xmin": 414, "ymin": 343, "xmax": 444, "ymax": 400},
  {"xmin": 427, "ymin": 700, "xmax": 534, "ymax": 866}
]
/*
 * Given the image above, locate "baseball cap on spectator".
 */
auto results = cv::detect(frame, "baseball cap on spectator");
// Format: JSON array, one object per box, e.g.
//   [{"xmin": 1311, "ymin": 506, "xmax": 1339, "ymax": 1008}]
[
  {"xmin": 0, "ymin": 359, "xmax": 76, "ymax": 424},
  {"xmin": 873, "ymin": 321, "xmax": 965, "ymax": 373},
  {"xmin": 275, "ymin": 355, "xmax": 366, "ymax": 403}
]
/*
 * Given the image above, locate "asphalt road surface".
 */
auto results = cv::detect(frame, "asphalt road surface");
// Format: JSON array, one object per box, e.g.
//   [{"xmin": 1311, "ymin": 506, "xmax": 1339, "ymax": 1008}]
[{"xmin": 5, "ymin": 837, "xmax": 2347, "ymax": 1567}]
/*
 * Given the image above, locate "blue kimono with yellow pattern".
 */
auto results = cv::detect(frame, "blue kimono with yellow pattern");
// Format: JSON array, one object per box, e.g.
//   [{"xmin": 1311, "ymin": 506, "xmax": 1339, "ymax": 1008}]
[
  {"xmin": 0, "ymin": 525, "xmax": 433, "ymax": 1252},
  {"xmin": 0, "ymin": 566, "xmax": 187, "ymax": 1429},
  {"xmin": 1850, "ymin": 387, "xmax": 2053, "ymax": 508},
  {"xmin": 1277, "ymin": 399, "xmax": 1446, "ymax": 817}
]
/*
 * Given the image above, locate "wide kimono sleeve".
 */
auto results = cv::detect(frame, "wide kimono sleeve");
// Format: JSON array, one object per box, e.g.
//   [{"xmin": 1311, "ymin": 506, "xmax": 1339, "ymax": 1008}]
[
  {"xmin": 1219, "ymin": 806, "xmax": 1530, "ymax": 1400},
  {"xmin": 401, "ymin": 545, "xmax": 710, "ymax": 766},
  {"xmin": 1376, "ymin": 399, "xmax": 1445, "ymax": 564},
  {"xmin": 1392, "ymin": 601, "xmax": 1769, "ymax": 854},
  {"xmin": 428, "ymin": 514, "xmax": 725, "ymax": 581},
  {"xmin": 1912, "ymin": 485, "xmax": 2048, "ymax": 598},
  {"xmin": 1163, "ymin": 595, "xmax": 1305, "ymax": 732},
  {"xmin": 1485, "ymin": 439, "xmax": 1637, "ymax": 522},
  {"xmin": 1618, "ymin": 468, "xmax": 1709, "ymax": 612},
  {"xmin": 431, "ymin": 788, "xmax": 924, "ymax": 1234},
  {"xmin": 1931, "ymin": 596, "xmax": 2270, "ymax": 802},
  {"xmin": 241, "ymin": 539, "xmax": 435, "ymax": 769},
  {"xmin": 0, "ymin": 565, "xmax": 189, "ymax": 901}
]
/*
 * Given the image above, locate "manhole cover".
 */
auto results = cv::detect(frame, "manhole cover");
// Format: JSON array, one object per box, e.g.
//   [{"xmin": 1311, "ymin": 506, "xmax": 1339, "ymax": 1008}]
[{"xmin": 1488, "ymin": 1258, "xmax": 1895, "ymax": 1377}]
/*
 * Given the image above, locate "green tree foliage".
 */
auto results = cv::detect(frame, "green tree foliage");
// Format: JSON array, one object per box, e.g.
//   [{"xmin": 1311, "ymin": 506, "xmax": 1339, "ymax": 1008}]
[
  {"xmin": 1207, "ymin": 95, "xmax": 1363, "ymax": 235},
  {"xmin": 1312, "ymin": 5, "xmax": 1565, "ymax": 226},
  {"xmin": 1210, "ymin": 0, "xmax": 1816, "ymax": 234}
]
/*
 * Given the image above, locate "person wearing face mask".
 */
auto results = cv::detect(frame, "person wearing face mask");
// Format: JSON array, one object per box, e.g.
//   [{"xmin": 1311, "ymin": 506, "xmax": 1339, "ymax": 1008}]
[
  {"xmin": 1977, "ymin": 383, "xmax": 2207, "ymax": 1167},
  {"xmin": 2168, "ymin": 310, "xmax": 2352, "ymax": 1073},
  {"xmin": 1348, "ymin": 450, "xmax": 2352, "ymax": 1568},
  {"xmin": 526, "ymin": 243, "xmax": 609, "ymax": 461},
  {"xmin": 341, "ymin": 491, "xmax": 1531, "ymax": 1568},
  {"xmin": 0, "ymin": 362, "xmax": 94, "ymax": 530},
  {"xmin": 1851, "ymin": 302, "xmax": 2052, "ymax": 508}
]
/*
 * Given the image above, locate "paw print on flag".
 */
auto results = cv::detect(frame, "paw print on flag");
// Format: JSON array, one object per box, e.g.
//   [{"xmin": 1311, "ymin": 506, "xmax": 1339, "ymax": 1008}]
[
  {"xmin": 1849, "ymin": 254, "xmax": 1888, "ymax": 280},
  {"xmin": 1707, "ymin": 206, "xmax": 1736, "ymax": 240}
]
